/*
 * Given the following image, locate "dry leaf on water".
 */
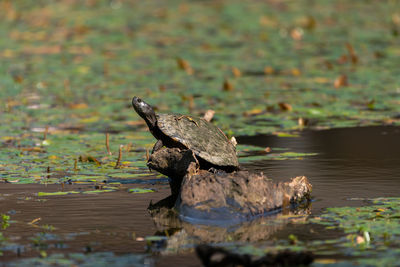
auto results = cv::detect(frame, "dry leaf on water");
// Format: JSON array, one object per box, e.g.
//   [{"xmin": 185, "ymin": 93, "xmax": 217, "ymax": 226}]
[
  {"xmin": 278, "ymin": 102, "xmax": 292, "ymax": 111},
  {"xmin": 232, "ymin": 67, "xmax": 241, "ymax": 77},
  {"xmin": 346, "ymin": 43, "xmax": 358, "ymax": 64},
  {"xmin": 223, "ymin": 79, "xmax": 234, "ymax": 91},
  {"xmin": 264, "ymin": 66, "xmax": 275, "ymax": 75},
  {"xmin": 243, "ymin": 108, "xmax": 264, "ymax": 116},
  {"xmin": 334, "ymin": 74, "xmax": 348, "ymax": 88},
  {"xmin": 203, "ymin": 110, "xmax": 215, "ymax": 122},
  {"xmin": 290, "ymin": 27, "xmax": 304, "ymax": 40},
  {"xmin": 177, "ymin": 58, "xmax": 194, "ymax": 75}
]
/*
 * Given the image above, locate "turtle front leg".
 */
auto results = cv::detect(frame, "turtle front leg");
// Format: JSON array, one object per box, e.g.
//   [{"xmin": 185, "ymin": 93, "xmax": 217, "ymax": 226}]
[{"xmin": 151, "ymin": 139, "xmax": 164, "ymax": 154}]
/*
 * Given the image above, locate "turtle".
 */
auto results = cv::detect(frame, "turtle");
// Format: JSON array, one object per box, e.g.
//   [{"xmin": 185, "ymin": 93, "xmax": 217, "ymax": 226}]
[{"xmin": 132, "ymin": 96, "xmax": 239, "ymax": 172}]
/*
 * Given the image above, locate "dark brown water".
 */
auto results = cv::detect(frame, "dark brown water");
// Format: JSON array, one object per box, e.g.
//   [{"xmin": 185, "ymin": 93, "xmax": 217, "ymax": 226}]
[
  {"xmin": 1, "ymin": 126, "xmax": 400, "ymax": 266},
  {"xmin": 238, "ymin": 126, "xmax": 400, "ymax": 213}
]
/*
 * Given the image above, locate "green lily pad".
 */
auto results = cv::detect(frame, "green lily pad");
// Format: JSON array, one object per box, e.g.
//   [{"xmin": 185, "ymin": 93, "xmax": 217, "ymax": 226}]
[{"xmin": 128, "ymin": 188, "xmax": 155, "ymax": 194}]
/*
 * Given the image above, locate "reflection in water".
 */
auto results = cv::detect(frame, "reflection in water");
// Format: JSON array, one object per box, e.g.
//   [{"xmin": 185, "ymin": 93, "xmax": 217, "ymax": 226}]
[
  {"xmin": 238, "ymin": 126, "xmax": 400, "ymax": 213},
  {"xmin": 148, "ymin": 202, "xmax": 310, "ymax": 254}
]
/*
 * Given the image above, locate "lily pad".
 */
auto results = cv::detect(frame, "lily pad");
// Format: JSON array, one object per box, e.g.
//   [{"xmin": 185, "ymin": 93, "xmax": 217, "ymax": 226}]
[{"xmin": 128, "ymin": 188, "xmax": 155, "ymax": 194}]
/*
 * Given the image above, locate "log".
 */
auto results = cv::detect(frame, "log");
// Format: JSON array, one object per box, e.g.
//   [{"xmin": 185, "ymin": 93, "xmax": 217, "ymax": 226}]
[
  {"xmin": 178, "ymin": 163, "xmax": 311, "ymax": 224},
  {"xmin": 147, "ymin": 147, "xmax": 312, "ymax": 224}
]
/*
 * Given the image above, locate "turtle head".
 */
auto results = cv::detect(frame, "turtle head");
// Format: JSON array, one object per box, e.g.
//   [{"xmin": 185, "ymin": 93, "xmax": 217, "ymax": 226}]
[{"xmin": 132, "ymin": 96, "xmax": 157, "ymax": 128}]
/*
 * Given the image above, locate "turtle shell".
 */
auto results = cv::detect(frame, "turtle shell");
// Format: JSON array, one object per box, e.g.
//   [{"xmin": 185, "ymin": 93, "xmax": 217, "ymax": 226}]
[{"xmin": 156, "ymin": 114, "xmax": 239, "ymax": 168}]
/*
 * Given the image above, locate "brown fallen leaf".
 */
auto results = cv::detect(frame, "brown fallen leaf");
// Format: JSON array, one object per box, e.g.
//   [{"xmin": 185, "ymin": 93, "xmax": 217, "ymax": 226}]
[
  {"xmin": 203, "ymin": 109, "xmax": 215, "ymax": 122},
  {"xmin": 177, "ymin": 58, "xmax": 194, "ymax": 75},
  {"xmin": 232, "ymin": 67, "xmax": 242, "ymax": 77},
  {"xmin": 337, "ymin": 54, "xmax": 348, "ymax": 64},
  {"xmin": 346, "ymin": 43, "xmax": 358, "ymax": 64},
  {"xmin": 223, "ymin": 79, "xmax": 234, "ymax": 91},
  {"xmin": 23, "ymin": 45, "xmax": 61, "ymax": 55},
  {"xmin": 69, "ymin": 103, "xmax": 88, "ymax": 109},
  {"xmin": 314, "ymin": 77, "xmax": 330, "ymax": 84},
  {"xmin": 291, "ymin": 68, "xmax": 301, "ymax": 76},
  {"xmin": 243, "ymin": 108, "xmax": 264, "ymax": 116},
  {"xmin": 299, "ymin": 15, "xmax": 316, "ymax": 30},
  {"xmin": 264, "ymin": 66, "xmax": 275, "ymax": 75},
  {"xmin": 290, "ymin": 27, "xmax": 304, "ymax": 41},
  {"xmin": 20, "ymin": 147, "xmax": 46, "ymax": 153},
  {"xmin": 79, "ymin": 155, "xmax": 101, "ymax": 165},
  {"xmin": 13, "ymin": 74, "xmax": 23, "ymax": 84},
  {"xmin": 323, "ymin": 60, "xmax": 334, "ymax": 70},
  {"xmin": 159, "ymin": 84, "xmax": 166, "ymax": 92},
  {"xmin": 278, "ymin": 102, "xmax": 292, "ymax": 111},
  {"xmin": 259, "ymin": 15, "xmax": 276, "ymax": 27},
  {"xmin": 334, "ymin": 74, "xmax": 348, "ymax": 88}
]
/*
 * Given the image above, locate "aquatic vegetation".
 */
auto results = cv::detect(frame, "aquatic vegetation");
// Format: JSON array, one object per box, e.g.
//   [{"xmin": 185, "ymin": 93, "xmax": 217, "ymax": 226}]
[
  {"xmin": 1, "ymin": 214, "xmax": 10, "ymax": 230},
  {"xmin": 312, "ymin": 198, "xmax": 400, "ymax": 246},
  {"xmin": 128, "ymin": 188, "xmax": 155, "ymax": 194},
  {"xmin": 37, "ymin": 189, "xmax": 115, "ymax": 197},
  {"xmin": 309, "ymin": 197, "xmax": 400, "ymax": 265}
]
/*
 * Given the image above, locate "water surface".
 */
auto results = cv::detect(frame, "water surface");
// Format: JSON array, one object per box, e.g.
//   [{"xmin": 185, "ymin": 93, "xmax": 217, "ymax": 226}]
[{"xmin": 1, "ymin": 126, "xmax": 400, "ymax": 266}]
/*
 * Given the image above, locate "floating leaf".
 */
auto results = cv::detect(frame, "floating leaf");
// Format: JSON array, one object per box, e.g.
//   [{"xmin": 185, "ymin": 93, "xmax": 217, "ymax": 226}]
[
  {"xmin": 222, "ymin": 79, "xmax": 234, "ymax": 91},
  {"xmin": 274, "ymin": 132, "xmax": 299, "ymax": 138},
  {"xmin": 232, "ymin": 67, "xmax": 242, "ymax": 77},
  {"xmin": 176, "ymin": 58, "xmax": 193, "ymax": 75},
  {"xmin": 128, "ymin": 188, "xmax": 155, "ymax": 194},
  {"xmin": 38, "ymin": 191, "xmax": 80, "ymax": 196},
  {"xmin": 278, "ymin": 102, "xmax": 292, "ymax": 111},
  {"xmin": 334, "ymin": 74, "xmax": 348, "ymax": 88},
  {"xmin": 203, "ymin": 110, "xmax": 215, "ymax": 122}
]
